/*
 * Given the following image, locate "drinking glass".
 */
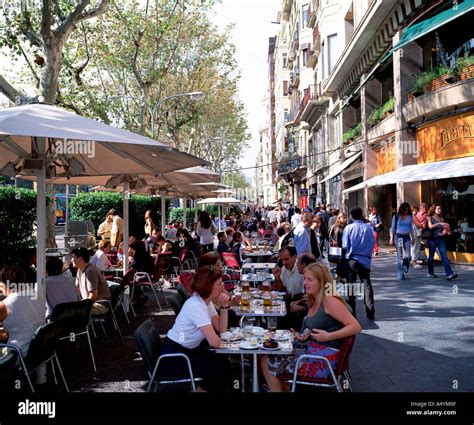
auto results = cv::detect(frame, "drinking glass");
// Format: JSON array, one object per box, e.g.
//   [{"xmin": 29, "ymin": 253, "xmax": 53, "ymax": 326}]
[
  {"xmin": 242, "ymin": 321, "xmax": 253, "ymax": 340},
  {"xmin": 267, "ymin": 317, "xmax": 277, "ymax": 333}
]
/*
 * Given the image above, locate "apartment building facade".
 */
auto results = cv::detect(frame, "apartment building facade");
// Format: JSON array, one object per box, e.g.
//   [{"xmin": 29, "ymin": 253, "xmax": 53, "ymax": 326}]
[{"xmin": 271, "ymin": 0, "xmax": 474, "ymax": 261}]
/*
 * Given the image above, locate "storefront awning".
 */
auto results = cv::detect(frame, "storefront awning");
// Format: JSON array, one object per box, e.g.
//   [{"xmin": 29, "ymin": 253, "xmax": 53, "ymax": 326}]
[
  {"xmin": 343, "ymin": 156, "xmax": 474, "ymax": 194},
  {"xmin": 382, "ymin": 0, "xmax": 474, "ymax": 62},
  {"xmin": 320, "ymin": 152, "xmax": 362, "ymax": 183}
]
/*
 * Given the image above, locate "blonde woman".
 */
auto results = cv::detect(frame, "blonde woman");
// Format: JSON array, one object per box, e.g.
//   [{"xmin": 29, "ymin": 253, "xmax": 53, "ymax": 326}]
[
  {"xmin": 261, "ymin": 262, "xmax": 361, "ymax": 392},
  {"xmin": 144, "ymin": 210, "xmax": 156, "ymax": 238}
]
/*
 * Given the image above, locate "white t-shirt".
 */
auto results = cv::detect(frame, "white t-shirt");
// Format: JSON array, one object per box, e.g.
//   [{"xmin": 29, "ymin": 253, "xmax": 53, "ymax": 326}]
[
  {"xmin": 45, "ymin": 275, "xmax": 79, "ymax": 318},
  {"xmin": 89, "ymin": 250, "xmax": 109, "ymax": 270},
  {"xmin": 2, "ymin": 291, "xmax": 45, "ymax": 355},
  {"xmin": 196, "ymin": 222, "xmax": 217, "ymax": 245},
  {"xmin": 281, "ymin": 262, "xmax": 305, "ymax": 296},
  {"xmin": 291, "ymin": 213, "xmax": 302, "ymax": 228},
  {"xmin": 167, "ymin": 295, "xmax": 218, "ymax": 349},
  {"xmin": 267, "ymin": 210, "xmax": 276, "ymax": 223}
]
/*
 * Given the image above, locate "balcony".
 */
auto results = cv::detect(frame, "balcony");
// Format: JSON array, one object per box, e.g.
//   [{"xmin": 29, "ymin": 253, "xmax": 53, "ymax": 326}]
[
  {"xmin": 313, "ymin": 25, "xmax": 320, "ymax": 49},
  {"xmin": 284, "ymin": 100, "xmax": 302, "ymax": 127},
  {"xmin": 277, "ymin": 161, "xmax": 292, "ymax": 177},
  {"xmin": 290, "ymin": 155, "xmax": 308, "ymax": 172},
  {"xmin": 403, "ymin": 78, "xmax": 474, "ymax": 124},
  {"xmin": 282, "ymin": 0, "xmax": 291, "ymax": 21},
  {"xmin": 300, "ymin": 83, "xmax": 328, "ymax": 126},
  {"xmin": 291, "ymin": 28, "xmax": 299, "ymax": 53}
]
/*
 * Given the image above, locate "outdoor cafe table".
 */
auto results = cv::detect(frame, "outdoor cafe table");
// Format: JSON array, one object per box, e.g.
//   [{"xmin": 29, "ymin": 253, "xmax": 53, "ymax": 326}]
[
  {"xmin": 242, "ymin": 263, "xmax": 276, "ymax": 271},
  {"xmin": 214, "ymin": 332, "xmax": 294, "ymax": 392},
  {"xmin": 243, "ymin": 250, "xmax": 274, "ymax": 263},
  {"xmin": 231, "ymin": 296, "xmax": 287, "ymax": 326},
  {"xmin": 100, "ymin": 267, "xmax": 124, "ymax": 277}
]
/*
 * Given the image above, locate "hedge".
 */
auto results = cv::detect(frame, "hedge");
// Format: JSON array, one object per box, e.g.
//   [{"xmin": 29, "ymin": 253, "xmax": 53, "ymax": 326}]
[
  {"xmin": 70, "ymin": 192, "xmax": 169, "ymax": 238},
  {"xmin": 0, "ymin": 187, "xmax": 38, "ymax": 267}
]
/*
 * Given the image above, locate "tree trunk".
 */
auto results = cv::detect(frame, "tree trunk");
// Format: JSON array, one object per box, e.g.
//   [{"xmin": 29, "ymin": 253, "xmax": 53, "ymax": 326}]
[{"xmin": 41, "ymin": 37, "xmax": 65, "ymax": 248}]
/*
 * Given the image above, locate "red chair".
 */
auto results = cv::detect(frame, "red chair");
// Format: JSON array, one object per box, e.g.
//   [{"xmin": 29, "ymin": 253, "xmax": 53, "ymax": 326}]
[
  {"xmin": 222, "ymin": 252, "xmax": 240, "ymax": 269},
  {"xmin": 178, "ymin": 271, "xmax": 193, "ymax": 295},
  {"xmin": 288, "ymin": 335, "xmax": 356, "ymax": 392}
]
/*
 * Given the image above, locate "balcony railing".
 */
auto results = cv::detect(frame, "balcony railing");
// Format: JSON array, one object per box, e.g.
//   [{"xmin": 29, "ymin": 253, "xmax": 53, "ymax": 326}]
[
  {"xmin": 301, "ymin": 83, "xmax": 322, "ymax": 111},
  {"xmin": 284, "ymin": 100, "xmax": 302, "ymax": 124},
  {"xmin": 313, "ymin": 25, "xmax": 320, "ymax": 52}
]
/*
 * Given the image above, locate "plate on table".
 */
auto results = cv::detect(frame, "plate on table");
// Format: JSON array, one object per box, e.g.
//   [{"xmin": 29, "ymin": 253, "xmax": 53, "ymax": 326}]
[
  {"xmin": 261, "ymin": 340, "xmax": 280, "ymax": 350},
  {"xmin": 252, "ymin": 326, "xmax": 266, "ymax": 337},
  {"xmin": 270, "ymin": 331, "xmax": 289, "ymax": 342},
  {"xmin": 221, "ymin": 331, "xmax": 241, "ymax": 342},
  {"xmin": 239, "ymin": 341, "xmax": 260, "ymax": 350}
]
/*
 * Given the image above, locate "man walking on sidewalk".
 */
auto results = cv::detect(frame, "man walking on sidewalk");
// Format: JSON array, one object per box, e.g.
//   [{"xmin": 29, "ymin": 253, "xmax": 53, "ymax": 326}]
[{"xmin": 342, "ymin": 207, "xmax": 376, "ymax": 320}]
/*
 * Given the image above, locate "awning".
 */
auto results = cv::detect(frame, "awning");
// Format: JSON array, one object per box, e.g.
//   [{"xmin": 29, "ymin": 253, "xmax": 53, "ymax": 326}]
[
  {"xmin": 320, "ymin": 152, "xmax": 362, "ymax": 183},
  {"xmin": 343, "ymin": 156, "xmax": 474, "ymax": 194},
  {"xmin": 383, "ymin": 0, "xmax": 474, "ymax": 61}
]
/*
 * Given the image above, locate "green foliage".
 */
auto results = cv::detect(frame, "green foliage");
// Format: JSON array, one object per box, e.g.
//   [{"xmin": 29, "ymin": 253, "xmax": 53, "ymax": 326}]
[
  {"xmin": 0, "ymin": 187, "xmax": 37, "ymax": 267},
  {"xmin": 412, "ymin": 67, "xmax": 454, "ymax": 94},
  {"xmin": 455, "ymin": 53, "xmax": 474, "ymax": 73},
  {"xmin": 69, "ymin": 192, "xmax": 165, "ymax": 238},
  {"xmin": 168, "ymin": 208, "xmax": 196, "ymax": 225},
  {"xmin": 222, "ymin": 172, "xmax": 249, "ymax": 188},
  {"xmin": 368, "ymin": 96, "xmax": 394, "ymax": 126},
  {"xmin": 342, "ymin": 122, "xmax": 362, "ymax": 144}
]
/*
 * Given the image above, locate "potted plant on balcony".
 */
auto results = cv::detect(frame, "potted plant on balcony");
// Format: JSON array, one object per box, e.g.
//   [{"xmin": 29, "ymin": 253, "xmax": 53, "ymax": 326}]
[
  {"xmin": 343, "ymin": 122, "xmax": 362, "ymax": 145},
  {"xmin": 411, "ymin": 71, "xmax": 435, "ymax": 99},
  {"xmin": 430, "ymin": 66, "xmax": 455, "ymax": 91},
  {"xmin": 456, "ymin": 53, "xmax": 474, "ymax": 81},
  {"xmin": 367, "ymin": 107, "xmax": 382, "ymax": 127},
  {"xmin": 381, "ymin": 96, "xmax": 394, "ymax": 118}
]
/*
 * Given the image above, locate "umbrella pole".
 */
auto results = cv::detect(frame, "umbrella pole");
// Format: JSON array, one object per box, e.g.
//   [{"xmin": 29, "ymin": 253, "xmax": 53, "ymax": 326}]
[
  {"xmin": 161, "ymin": 191, "xmax": 166, "ymax": 236},
  {"xmin": 65, "ymin": 184, "xmax": 69, "ymax": 236},
  {"xmin": 194, "ymin": 201, "xmax": 198, "ymax": 226},
  {"xmin": 183, "ymin": 197, "xmax": 187, "ymax": 229},
  {"xmin": 123, "ymin": 182, "xmax": 129, "ymax": 273},
  {"xmin": 36, "ymin": 138, "xmax": 46, "ymax": 316}
]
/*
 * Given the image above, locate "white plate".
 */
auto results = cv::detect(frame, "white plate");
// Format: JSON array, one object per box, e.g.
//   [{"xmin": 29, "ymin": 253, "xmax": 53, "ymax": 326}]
[
  {"xmin": 221, "ymin": 331, "xmax": 241, "ymax": 342},
  {"xmin": 252, "ymin": 327, "xmax": 266, "ymax": 336},
  {"xmin": 271, "ymin": 331, "xmax": 289, "ymax": 342},
  {"xmin": 261, "ymin": 342, "xmax": 280, "ymax": 351},
  {"xmin": 239, "ymin": 341, "xmax": 260, "ymax": 350}
]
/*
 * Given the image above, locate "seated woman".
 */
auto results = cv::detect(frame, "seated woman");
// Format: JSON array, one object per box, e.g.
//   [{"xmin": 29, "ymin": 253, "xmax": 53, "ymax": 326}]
[
  {"xmin": 261, "ymin": 262, "xmax": 361, "ymax": 392},
  {"xmin": 128, "ymin": 241, "xmax": 154, "ymax": 306},
  {"xmin": 90, "ymin": 240, "xmax": 112, "ymax": 270},
  {"xmin": 176, "ymin": 228, "xmax": 201, "ymax": 257},
  {"xmin": 161, "ymin": 266, "xmax": 232, "ymax": 391}
]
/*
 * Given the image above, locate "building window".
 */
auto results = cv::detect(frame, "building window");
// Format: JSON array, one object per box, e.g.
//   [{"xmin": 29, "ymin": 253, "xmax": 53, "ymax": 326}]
[
  {"xmin": 282, "ymin": 53, "xmax": 288, "ymax": 68},
  {"xmin": 328, "ymin": 33, "xmax": 338, "ymax": 73},
  {"xmin": 321, "ymin": 40, "xmax": 326, "ymax": 79},
  {"xmin": 302, "ymin": 4, "xmax": 309, "ymax": 28},
  {"xmin": 302, "ymin": 48, "xmax": 308, "ymax": 67},
  {"xmin": 283, "ymin": 80, "xmax": 288, "ymax": 95}
]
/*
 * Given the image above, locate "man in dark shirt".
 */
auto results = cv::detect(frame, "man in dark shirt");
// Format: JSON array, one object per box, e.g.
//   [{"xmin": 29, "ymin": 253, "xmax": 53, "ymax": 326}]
[{"xmin": 216, "ymin": 232, "xmax": 230, "ymax": 255}]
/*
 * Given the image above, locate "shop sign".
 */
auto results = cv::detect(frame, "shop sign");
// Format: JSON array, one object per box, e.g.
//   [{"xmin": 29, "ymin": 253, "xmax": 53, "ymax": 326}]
[{"xmin": 440, "ymin": 123, "xmax": 474, "ymax": 149}]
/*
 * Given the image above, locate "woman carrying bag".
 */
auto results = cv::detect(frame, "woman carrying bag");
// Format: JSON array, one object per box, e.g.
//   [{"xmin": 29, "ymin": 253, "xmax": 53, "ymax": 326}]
[
  {"xmin": 426, "ymin": 205, "xmax": 457, "ymax": 280},
  {"xmin": 328, "ymin": 213, "xmax": 347, "ymax": 281}
]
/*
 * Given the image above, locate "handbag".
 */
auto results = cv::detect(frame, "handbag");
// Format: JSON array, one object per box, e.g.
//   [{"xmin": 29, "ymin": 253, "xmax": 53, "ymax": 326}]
[{"xmin": 328, "ymin": 246, "xmax": 342, "ymax": 263}]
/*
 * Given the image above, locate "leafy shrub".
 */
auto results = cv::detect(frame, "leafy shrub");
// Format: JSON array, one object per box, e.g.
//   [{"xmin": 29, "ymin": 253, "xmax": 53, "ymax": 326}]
[
  {"xmin": 343, "ymin": 122, "xmax": 362, "ymax": 144},
  {"xmin": 0, "ymin": 187, "xmax": 37, "ymax": 267},
  {"xmin": 455, "ymin": 53, "xmax": 474, "ymax": 73},
  {"xmin": 368, "ymin": 97, "xmax": 394, "ymax": 127},
  {"xmin": 169, "ymin": 208, "xmax": 197, "ymax": 225}
]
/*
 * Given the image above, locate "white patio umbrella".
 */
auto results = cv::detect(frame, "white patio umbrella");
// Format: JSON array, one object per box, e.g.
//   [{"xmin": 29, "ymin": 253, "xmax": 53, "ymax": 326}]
[
  {"xmin": 197, "ymin": 197, "xmax": 243, "ymax": 230},
  {"xmin": 0, "ymin": 103, "xmax": 208, "ymax": 303}
]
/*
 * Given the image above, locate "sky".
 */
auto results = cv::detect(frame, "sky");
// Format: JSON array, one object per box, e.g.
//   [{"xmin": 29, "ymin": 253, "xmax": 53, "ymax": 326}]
[{"xmin": 212, "ymin": 0, "xmax": 281, "ymax": 181}]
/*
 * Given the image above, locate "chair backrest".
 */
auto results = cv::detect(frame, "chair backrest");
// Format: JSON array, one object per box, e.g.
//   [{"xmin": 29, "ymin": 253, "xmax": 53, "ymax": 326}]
[
  {"xmin": 178, "ymin": 248, "xmax": 189, "ymax": 263},
  {"xmin": 121, "ymin": 268, "xmax": 137, "ymax": 289},
  {"xmin": 153, "ymin": 253, "xmax": 172, "ymax": 280},
  {"xmin": 178, "ymin": 272, "xmax": 193, "ymax": 294},
  {"xmin": 222, "ymin": 252, "xmax": 240, "ymax": 268},
  {"xmin": 50, "ymin": 299, "xmax": 93, "ymax": 335},
  {"xmin": 108, "ymin": 283, "xmax": 124, "ymax": 309},
  {"xmin": 334, "ymin": 335, "xmax": 356, "ymax": 377},
  {"xmin": 134, "ymin": 319, "xmax": 162, "ymax": 375},
  {"xmin": 170, "ymin": 293, "xmax": 185, "ymax": 316},
  {"xmin": 25, "ymin": 320, "xmax": 66, "ymax": 370},
  {"xmin": 176, "ymin": 283, "xmax": 190, "ymax": 302}
]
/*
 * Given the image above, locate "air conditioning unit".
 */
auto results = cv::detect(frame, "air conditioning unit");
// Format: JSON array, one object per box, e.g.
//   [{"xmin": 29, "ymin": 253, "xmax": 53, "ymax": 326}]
[{"xmin": 301, "ymin": 43, "xmax": 310, "ymax": 50}]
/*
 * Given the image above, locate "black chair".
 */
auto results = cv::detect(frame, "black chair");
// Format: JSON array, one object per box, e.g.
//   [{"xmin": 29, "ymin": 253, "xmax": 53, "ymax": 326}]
[
  {"xmin": 134, "ymin": 319, "xmax": 200, "ymax": 392},
  {"xmin": 90, "ymin": 285, "xmax": 124, "ymax": 344},
  {"xmin": 176, "ymin": 283, "xmax": 189, "ymax": 303},
  {"xmin": 0, "ymin": 320, "xmax": 69, "ymax": 392},
  {"xmin": 170, "ymin": 293, "xmax": 185, "ymax": 316},
  {"xmin": 50, "ymin": 299, "xmax": 96, "ymax": 372}
]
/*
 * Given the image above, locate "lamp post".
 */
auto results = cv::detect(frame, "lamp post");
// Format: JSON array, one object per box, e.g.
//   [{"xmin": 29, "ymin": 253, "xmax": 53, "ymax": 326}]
[{"xmin": 150, "ymin": 91, "xmax": 205, "ymax": 138}]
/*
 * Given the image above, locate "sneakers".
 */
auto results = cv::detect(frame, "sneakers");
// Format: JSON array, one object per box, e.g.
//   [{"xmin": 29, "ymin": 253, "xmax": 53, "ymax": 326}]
[
  {"xmin": 373, "ymin": 252, "xmax": 379, "ymax": 256},
  {"xmin": 447, "ymin": 273, "xmax": 458, "ymax": 281},
  {"xmin": 413, "ymin": 264, "xmax": 423, "ymax": 269},
  {"xmin": 426, "ymin": 273, "xmax": 438, "ymax": 278},
  {"xmin": 162, "ymin": 281, "xmax": 174, "ymax": 289}
]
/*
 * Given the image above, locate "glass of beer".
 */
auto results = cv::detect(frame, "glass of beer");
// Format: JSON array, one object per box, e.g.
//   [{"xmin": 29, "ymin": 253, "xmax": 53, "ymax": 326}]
[
  {"xmin": 263, "ymin": 242, "xmax": 268, "ymax": 253},
  {"xmin": 241, "ymin": 282, "xmax": 250, "ymax": 293},
  {"xmin": 262, "ymin": 281, "xmax": 271, "ymax": 293},
  {"xmin": 263, "ymin": 292, "xmax": 272, "ymax": 308},
  {"xmin": 241, "ymin": 292, "xmax": 250, "ymax": 308}
]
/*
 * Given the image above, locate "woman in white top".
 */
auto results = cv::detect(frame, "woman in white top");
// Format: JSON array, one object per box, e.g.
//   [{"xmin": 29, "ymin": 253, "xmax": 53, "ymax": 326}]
[
  {"xmin": 196, "ymin": 211, "xmax": 217, "ymax": 254},
  {"xmin": 0, "ymin": 266, "xmax": 45, "ymax": 356},
  {"xmin": 162, "ymin": 265, "xmax": 231, "ymax": 391}
]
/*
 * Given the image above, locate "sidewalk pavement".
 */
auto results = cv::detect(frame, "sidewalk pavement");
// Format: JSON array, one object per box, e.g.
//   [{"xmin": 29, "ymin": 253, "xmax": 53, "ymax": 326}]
[{"xmin": 349, "ymin": 251, "xmax": 474, "ymax": 392}]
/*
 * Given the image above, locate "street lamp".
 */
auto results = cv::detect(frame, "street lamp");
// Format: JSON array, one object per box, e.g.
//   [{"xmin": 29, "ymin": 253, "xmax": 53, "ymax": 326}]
[{"xmin": 150, "ymin": 91, "xmax": 205, "ymax": 138}]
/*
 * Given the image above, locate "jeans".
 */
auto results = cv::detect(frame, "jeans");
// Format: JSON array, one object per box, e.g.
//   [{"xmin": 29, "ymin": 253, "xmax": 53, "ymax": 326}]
[
  {"xmin": 345, "ymin": 259, "xmax": 375, "ymax": 318},
  {"xmin": 428, "ymin": 238, "xmax": 454, "ymax": 276},
  {"xmin": 395, "ymin": 234, "xmax": 411, "ymax": 279}
]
